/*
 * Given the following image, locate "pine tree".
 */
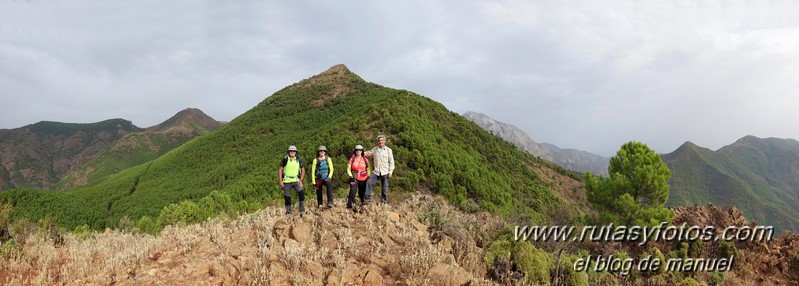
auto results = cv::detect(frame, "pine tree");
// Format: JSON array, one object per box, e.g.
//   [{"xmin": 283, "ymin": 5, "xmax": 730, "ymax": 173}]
[{"xmin": 586, "ymin": 141, "xmax": 673, "ymax": 225}]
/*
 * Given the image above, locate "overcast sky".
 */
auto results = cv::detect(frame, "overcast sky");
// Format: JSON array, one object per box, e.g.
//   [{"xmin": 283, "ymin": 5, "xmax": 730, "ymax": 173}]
[{"xmin": 2, "ymin": 1, "xmax": 798, "ymax": 156}]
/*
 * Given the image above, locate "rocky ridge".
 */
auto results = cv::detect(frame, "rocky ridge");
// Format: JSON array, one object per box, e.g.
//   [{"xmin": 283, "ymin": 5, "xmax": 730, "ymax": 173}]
[
  {"xmin": 0, "ymin": 194, "xmax": 502, "ymax": 285},
  {"xmin": 463, "ymin": 111, "xmax": 609, "ymax": 176}
]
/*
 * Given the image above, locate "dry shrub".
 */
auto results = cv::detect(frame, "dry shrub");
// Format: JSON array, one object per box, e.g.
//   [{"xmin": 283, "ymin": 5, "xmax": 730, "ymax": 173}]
[{"xmin": 1, "ymin": 194, "xmax": 501, "ymax": 285}]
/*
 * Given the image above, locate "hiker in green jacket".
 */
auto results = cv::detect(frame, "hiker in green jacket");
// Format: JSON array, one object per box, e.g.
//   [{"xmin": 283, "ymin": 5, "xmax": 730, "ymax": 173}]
[
  {"xmin": 364, "ymin": 135, "xmax": 395, "ymax": 205},
  {"xmin": 311, "ymin": 145, "xmax": 335, "ymax": 208},
  {"xmin": 278, "ymin": 145, "xmax": 306, "ymax": 215}
]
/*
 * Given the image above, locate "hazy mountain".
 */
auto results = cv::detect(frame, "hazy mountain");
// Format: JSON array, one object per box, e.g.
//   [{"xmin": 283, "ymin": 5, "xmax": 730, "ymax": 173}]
[
  {"xmin": 663, "ymin": 136, "xmax": 799, "ymax": 232},
  {"xmin": 462, "ymin": 111, "xmax": 609, "ymax": 176}
]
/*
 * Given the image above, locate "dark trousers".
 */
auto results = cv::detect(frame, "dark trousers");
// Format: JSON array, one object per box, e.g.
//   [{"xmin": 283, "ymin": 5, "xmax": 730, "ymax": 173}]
[
  {"xmin": 315, "ymin": 179, "xmax": 334, "ymax": 206},
  {"xmin": 282, "ymin": 182, "xmax": 305, "ymax": 210},
  {"xmin": 347, "ymin": 180, "xmax": 367, "ymax": 208},
  {"xmin": 365, "ymin": 173, "xmax": 389, "ymax": 204}
]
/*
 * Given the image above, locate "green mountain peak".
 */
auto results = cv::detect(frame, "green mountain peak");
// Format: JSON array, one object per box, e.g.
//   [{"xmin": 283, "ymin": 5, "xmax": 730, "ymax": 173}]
[
  {"xmin": 148, "ymin": 107, "xmax": 221, "ymax": 134},
  {"xmin": 1, "ymin": 65, "xmax": 586, "ymax": 230},
  {"xmin": 665, "ymin": 136, "xmax": 799, "ymax": 233}
]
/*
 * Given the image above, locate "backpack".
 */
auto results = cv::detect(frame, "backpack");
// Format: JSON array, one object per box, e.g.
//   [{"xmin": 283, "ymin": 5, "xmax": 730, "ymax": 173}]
[{"xmin": 314, "ymin": 157, "xmax": 331, "ymax": 179}]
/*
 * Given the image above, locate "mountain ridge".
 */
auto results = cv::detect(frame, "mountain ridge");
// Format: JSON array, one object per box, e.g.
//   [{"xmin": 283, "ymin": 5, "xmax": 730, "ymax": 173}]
[
  {"xmin": 0, "ymin": 109, "xmax": 222, "ymax": 191},
  {"xmin": 58, "ymin": 108, "xmax": 223, "ymax": 188},
  {"xmin": 664, "ymin": 136, "xmax": 799, "ymax": 232},
  {"xmin": 1, "ymin": 64, "xmax": 587, "ymax": 231},
  {"xmin": 462, "ymin": 111, "xmax": 609, "ymax": 176},
  {"xmin": 0, "ymin": 118, "xmax": 143, "ymax": 191}
]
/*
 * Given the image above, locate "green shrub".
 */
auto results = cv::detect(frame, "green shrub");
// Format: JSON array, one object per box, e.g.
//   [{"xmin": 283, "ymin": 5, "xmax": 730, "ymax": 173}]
[
  {"xmin": 716, "ymin": 240, "xmax": 738, "ymax": 258},
  {"xmin": 157, "ymin": 200, "xmax": 202, "ymax": 227},
  {"xmin": 137, "ymin": 216, "xmax": 158, "ymax": 235},
  {"xmin": 512, "ymin": 241, "xmax": 552, "ymax": 285},
  {"xmin": 198, "ymin": 190, "xmax": 237, "ymax": 219},
  {"xmin": 485, "ymin": 235, "xmax": 513, "ymax": 269},
  {"xmin": 118, "ymin": 216, "xmax": 136, "ymax": 232},
  {"xmin": 709, "ymin": 271, "xmax": 724, "ymax": 286},
  {"xmin": 670, "ymin": 242, "xmax": 689, "ymax": 260},
  {"xmin": 652, "ymin": 247, "xmax": 667, "ymax": 274},
  {"xmin": 688, "ymin": 240, "xmax": 704, "ymax": 258},
  {"xmin": 680, "ymin": 277, "xmax": 700, "ymax": 286},
  {"xmin": 557, "ymin": 255, "xmax": 589, "ymax": 286},
  {"xmin": 648, "ymin": 273, "xmax": 677, "ymax": 285},
  {"xmin": 596, "ymin": 272, "xmax": 619, "ymax": 286},
  {"xmin": 73, "ymin": 224, "xmax": 91, "ymax": 239},
  {"xmin": 1, "ymin": 239, "xmax": 17, "ymax": 258},
  {"xmin": 458, "ymin": 198, "xmax": 480, "ymax": 214},
  {"xmin": 417, "ymin": 210, "xmax": 447, "ymax": 231},
  {"xmin": 0, "ymin": 202, "xmax": 11, "ymax": 242}
]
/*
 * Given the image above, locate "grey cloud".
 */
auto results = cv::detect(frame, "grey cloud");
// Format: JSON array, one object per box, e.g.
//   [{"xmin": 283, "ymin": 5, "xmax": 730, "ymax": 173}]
[{"xmin": 1, "ymin": 0, "xmax": 798, "ymax": 156}]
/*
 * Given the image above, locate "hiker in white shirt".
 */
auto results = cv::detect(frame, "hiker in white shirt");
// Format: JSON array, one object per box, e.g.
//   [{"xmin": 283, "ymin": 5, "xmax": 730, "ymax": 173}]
[{"xmin": 363, "ymin": 134, "xmax": 395, "ymax": 205}]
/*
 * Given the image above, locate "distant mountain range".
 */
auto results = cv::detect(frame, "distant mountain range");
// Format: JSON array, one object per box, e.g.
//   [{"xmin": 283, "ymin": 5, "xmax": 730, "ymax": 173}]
[
  {"xmin": 0, "ymin": 108, "xmax": 221, "ymax": 191},
  {"xmin": 462, "ymin": 111, "xmax": 609, "ymax": 176},
  {"xmin": 663, "ymin": 136, "xmax": 799, "ymax": 232},
  {"xmin": 464, "ymin": 111, "xmax": 799, "ymax": 232}
]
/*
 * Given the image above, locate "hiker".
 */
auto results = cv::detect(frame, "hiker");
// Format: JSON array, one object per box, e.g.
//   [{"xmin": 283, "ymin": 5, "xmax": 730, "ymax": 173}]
[
  {"xmin": 346, "ymin": 144, "xmax": 370, "ymax": 210},
  {"xmin": 311, "ymin": 145, "xmax": 335, "ymax": 208},
  {"xmin": 278, "ymin": 145, "xmax": 306, "ymax": 215},
  {"xmin": 364, "ymin": 135, "xmax": 395, "ymax": 205}
]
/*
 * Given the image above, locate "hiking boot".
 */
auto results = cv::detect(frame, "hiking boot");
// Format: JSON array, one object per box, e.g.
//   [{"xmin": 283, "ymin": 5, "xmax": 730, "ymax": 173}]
[
  {"xmin": 299, "ymin": 201, "xmax": 305, "ymax": 217},
  {"xmin": 327, "ymin": 203, "xmax": 334, "ymax": 208},
  {"xmin": 285, "ymin": 205, "xmax": 292, "ymax": 215}
]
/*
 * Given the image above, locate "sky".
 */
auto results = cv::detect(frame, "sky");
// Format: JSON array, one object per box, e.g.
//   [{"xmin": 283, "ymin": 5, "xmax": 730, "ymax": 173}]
[{"xmin": 1, "ymin": 1, "xmax": 798, "ymax": 156}]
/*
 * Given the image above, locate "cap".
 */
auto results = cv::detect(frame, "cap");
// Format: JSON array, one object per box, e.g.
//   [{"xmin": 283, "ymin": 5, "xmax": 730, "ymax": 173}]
[
  {"xmin": 288, "ymin": 145, "xmax": 298, "ymax": 152},
  {"xmin": 317, "ymin": 145, "xmax": 327, "ymax": 152},
  {"xmin": 355, "ymin": 145, "xmax": 364, "ymax": 150}
]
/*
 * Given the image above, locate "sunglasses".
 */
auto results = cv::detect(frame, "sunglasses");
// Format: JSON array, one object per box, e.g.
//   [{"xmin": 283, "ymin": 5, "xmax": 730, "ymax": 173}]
[{"xmin": 355, "ymin": 149, "xmax": 363, "ymax": 151}]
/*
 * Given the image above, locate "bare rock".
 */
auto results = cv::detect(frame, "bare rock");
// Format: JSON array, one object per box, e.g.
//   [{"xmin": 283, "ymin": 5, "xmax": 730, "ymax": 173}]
[
  {"xmin": 427, "ymin": 263, "xmax": 470, "ymax": 286},
  {"xmin": 363, "ymin": 268, "xmax": 384, "ymax": 286},
  {"xmin": 387, "ymin": 211, "xmax": 401, "ymax": 222},
  {"xmin": 291, "ymin": 221, "xmax": 313, "ymax": 245},
  {"xmin": 342, "ymin": 262, "xmax": 361, "ymax": 283}
]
